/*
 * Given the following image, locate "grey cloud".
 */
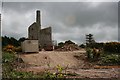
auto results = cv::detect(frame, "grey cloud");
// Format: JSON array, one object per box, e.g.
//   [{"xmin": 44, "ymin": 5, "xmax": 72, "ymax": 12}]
[
  {"xmin": 2, "ymin": 0, "xmax": 120, "ymax": 2},
  {"xmin": 2, "ymin": 2, "xmax": 118, "ymax": 44},
  {"xmin": 46, "ymin": 2, "xmax": 117, "ymax": 27}
]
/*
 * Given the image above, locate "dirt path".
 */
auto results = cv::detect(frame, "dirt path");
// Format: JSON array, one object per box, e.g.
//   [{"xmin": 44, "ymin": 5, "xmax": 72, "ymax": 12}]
[
  {"xmin": 65, "ymin": 69, "xmax": 120, "ymax": 78},
  {"xmin": 18, "ymin": 50, "xmax": 120, "ymax": 78},
  {"xmin": 20, "ymin": 50, "xmax": 86, "ymax": 68}
]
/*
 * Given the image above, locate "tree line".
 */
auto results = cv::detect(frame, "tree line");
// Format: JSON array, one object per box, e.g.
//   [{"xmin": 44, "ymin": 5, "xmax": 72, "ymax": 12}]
[
  {"xmin": 86, "ymin": 42, "xmax": 120, "ymax": 53},
  {"xmin": 2, "ymin": 36, "xmax": 26, "ymax": 48},
  {"xmin": 2, "ymin": 36, "xmax": 120, "ymax": 53}
]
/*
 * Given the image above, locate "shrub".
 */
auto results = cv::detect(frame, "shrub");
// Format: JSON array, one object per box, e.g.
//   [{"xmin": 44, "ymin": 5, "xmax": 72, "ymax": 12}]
[
  {"xmin": 9, "ymin": 71, "xmax": 34, "ymax": 78},
  {"xmin": 2, "ymin": 52, "xmax": 15, "ymax": 63},
  {"xmin": 65, "ymin": 40, "xmax": 75, "ymax": 45},
  {"xmin": 86, "ymin": 48, "xmax": 103, "ymax": 61},
  {"xmin": 15, "ymin": 46, "xmax": 22, "ymax": 52},
  {"xmin": 104, "ymin": 42, "xmax": 120, "ymax": 53},
  {"xmin": 2, "ymin": 51, "xmax": 39, "ymax": 78},
  {"xmin": 101, "ymin": 54, "xmax": 120, "ymax": 65},
  {"xmin": 3, "ymin": 45, "xmax": 16, "ymax": 53},
  {"xmin": 58, "ymin": 42, "xmax": 64, "ymax": 48},
  {"xmin": 86, "ymin": 48, "xmax": 93, "ymax": 59},
  {"xmin": 79, "ymin": 44, "xmax": 85, "ymax": 48},
  {"xmin": 44, "ymin": 64, "xmax": 64, "ymax": 79}
]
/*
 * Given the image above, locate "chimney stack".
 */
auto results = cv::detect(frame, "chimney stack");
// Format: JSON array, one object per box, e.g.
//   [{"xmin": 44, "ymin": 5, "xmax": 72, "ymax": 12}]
[{"xmin": 36, "ymin": 10, "xmax": 41, "ymax": 29}]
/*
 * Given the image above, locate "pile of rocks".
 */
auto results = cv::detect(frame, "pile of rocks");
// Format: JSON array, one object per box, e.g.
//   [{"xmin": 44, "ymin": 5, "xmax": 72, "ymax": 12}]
[{"xmin": 56, "ymin": 44, "xmax": 80, "ymax": 51}]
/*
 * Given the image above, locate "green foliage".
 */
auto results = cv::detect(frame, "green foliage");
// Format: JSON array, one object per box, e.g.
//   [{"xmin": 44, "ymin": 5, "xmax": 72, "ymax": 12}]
[
  {"xmin": 103, "ymin": 42, "xmax": 120, "ymax": 53},
  {"xmin": 10, "ymin": 71, "xmax": 36, "ymax": 78},
  {"xmin": 86, "ymin": 47, "xmax": 120, "ymax": 65},
  {"xmin": 2, "ymin": 36, "xmax": 27, "ymax": 49},
  {"xmin": 2, "ymin": 52, "xmax": 15, "ymax": 63},
  {"xmin": 2, "ymin": 51, "xmax": 79, "ymax": 79},
  {"xmin": 86, "ymin": 48, "xmax": 103, "ymax": 61},
  {"xmin": 66, "ymin": 72, "xmax": 79, "ymax": 76},
  {"xmin": 18, "ymin": 37, "xmax": 26, "ymax": 42},
  {"xmin": 3, "ymin": 45, "xmax": 16, "ymax": 53},
  {"xmin": 3, "ymin": 67, "xmax": 44, "ymax": 78},
  {"xmin": 15, "ymin": 46, "xmax": 22, "ymax": 52},
  {"xmin": 101, "ymin": 54, "xmax": 120, "ymax": 65},
  {"xmin": 3, "ymin": 44, "xmax": 22, "ymax": 53},
  {"xmin": 79, "ymin": 44, "xmax": 86, "ymax": 48},
  {"xmin": 58, "ymin": 42, "xmax": 64, "ymax": 48},
  {"xmin": 58, "ymin": 40, "xmax": 75, "ymax": 48},
  {"xmin": 88, "ymin": 43, "xmax": 104, "ymax": 49},
  {"xmin": 44, "ymin": 64, "xmax": 78, "ymax": 79},
  {"xmin": 65, "ymin": 40, "xmax": 75, "ymax": 45},
  {"xmin": 44, "ymin": 64, "xmax": 64, "ymax": 79},
  {"xmin": 86, "ymin": 48, "xmax": 93, "ymax": 59},
  {"xmin": 87, "ymin": 42, "xmax": 120, "ymax": 53},
  {"xmin": 2, "ymin": 36, "xmax": 20, "ymax": 48},
  {"xmin": 56, "ymin": 64, "xmax": 63, "ymax": 73},
  {"xmin": 44, "ymin": 71, "xmax": 57, "ymax": 79},
  {"xmin": 2, "ymin": 52, "xmax": 16, "ymax": 78},
  {"xmin": 2, "ymin": 51, "xmax": 41, "ymax": 78},
  {"xmin": 86, "ymin": 42, "xmax": 120, "ymax": 65}
]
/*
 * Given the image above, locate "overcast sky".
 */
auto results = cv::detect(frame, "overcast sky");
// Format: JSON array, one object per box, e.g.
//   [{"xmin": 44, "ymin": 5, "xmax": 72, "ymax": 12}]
[{"xmin": 1, "ymin": 2, "xmax": 118, "ymax": 44}]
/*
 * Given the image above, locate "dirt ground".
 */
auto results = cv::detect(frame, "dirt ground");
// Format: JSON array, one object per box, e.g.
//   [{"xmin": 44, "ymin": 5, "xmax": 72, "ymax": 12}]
[{"xmin": 18, "ymin": 50, "xmax": 120, "ymax": 78}]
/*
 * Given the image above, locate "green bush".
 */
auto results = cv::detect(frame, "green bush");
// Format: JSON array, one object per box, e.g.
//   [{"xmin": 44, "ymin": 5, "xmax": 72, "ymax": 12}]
[
  {"xmin": 87, "ymin": 42, "xmax": 120, "ymax": 53},
  {"xmin": 2, "ymin": 52, "xmax": 40, "ymax": 78},
  {"xmin": 9, "ymin": 71, "xmax": 35, "ymax": 78},
  {"xmin": 2, "ymin": 52, "xmax": 15, "ymax": 63},
  {"xmin": 104, "ymin": 42, "xmax": 120, "ymax": 53},
  {"xmin": 3, "ymin": 45, "xmax": 16, "ymax": 53},
  {"xmin": 79, "ymin": 44, "xmax": 86, "ymax": 48},
  {"xmin": 86, "ymin": 48, "xmax": 93, "ymax": 59},
  {"xmin": 15, "ymin": 46, "xmax": 22, "ymax": 52},
  {"xmin": 86, "ymin": 48, "xmax": 103, "ymax": 61},
  {"xmin": 101, "ymin": 54, "xmax": 120, "ymax": 65},
  {"xmin": 44, "ymin": 64, "xmax": 64, "ymax": 79}
]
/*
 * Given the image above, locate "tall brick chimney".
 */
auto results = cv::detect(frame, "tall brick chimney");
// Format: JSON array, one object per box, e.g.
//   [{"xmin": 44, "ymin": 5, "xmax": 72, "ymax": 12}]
[{"xmin": 36, "ymin": 10, "xmax": 41, "ymax": 29}]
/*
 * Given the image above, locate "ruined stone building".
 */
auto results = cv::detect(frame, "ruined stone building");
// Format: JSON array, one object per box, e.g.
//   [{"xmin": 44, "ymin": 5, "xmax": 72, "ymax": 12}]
[
  {"xmin": 0, "ymin": 14, "xmax": 1, "ymax": 30},
  {"xmin": 28, "ymin": 10, "xmax": 52, "ymax": 50}
]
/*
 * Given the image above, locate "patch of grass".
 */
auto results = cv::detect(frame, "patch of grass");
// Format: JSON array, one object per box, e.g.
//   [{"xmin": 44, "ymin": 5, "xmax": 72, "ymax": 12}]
[
  {"xmin": 2, "ymin": 52, "xmax": 15, "ymax": 63},
  {"xmin": 3, "ymin": 70, "xmax": 34, "ymax": 78},
  {"xmin": 2, "ymin": 52, "xmax": 42, "ymax": 78}
]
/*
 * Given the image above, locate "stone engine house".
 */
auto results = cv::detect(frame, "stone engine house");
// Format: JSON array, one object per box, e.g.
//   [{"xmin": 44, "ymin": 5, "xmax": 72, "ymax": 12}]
[{"xmin": 28, "ymin": 10, "xmax": 53, "ymax": 50}]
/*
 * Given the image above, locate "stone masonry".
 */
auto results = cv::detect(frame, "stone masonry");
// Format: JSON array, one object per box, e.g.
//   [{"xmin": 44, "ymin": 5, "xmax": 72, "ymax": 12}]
[{"xmin": 28, "ymin": 10, "xmax": 52, "ymax": 50}]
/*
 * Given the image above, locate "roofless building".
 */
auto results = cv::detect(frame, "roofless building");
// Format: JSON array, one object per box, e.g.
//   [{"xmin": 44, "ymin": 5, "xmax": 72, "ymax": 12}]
[{"xmin": 22, "ymin": 10, "xmax": 53, "ymax": 52}]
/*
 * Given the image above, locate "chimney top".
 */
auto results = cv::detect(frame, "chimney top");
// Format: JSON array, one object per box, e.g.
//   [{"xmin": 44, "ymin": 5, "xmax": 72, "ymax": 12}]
[
  {"xmin": 37, "ymin": 10, "xmax": 40, "ymax": 12},
  {"xmin": 36, "ymin": 10, "xmax": 41, "ymax": 29}
]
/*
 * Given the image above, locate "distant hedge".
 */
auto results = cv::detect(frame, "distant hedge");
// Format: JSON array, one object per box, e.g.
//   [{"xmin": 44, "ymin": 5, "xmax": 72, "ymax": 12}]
[
  {"xmin": 2, "ymin": 36, "xmax": 26, "ymax": 48},
  {"xmin": 88, "ymin": 42, "xmax": 120, "ymax": 53},
  {"xmin": 103, "ymin": 42, "xmax": 120, "ymax": 53}
]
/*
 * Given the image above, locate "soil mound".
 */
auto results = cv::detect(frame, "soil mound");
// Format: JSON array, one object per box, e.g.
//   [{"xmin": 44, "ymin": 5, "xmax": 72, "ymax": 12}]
[{"xmin": 56, "ymin": 44, "xmax": 81, "ymax": 51}]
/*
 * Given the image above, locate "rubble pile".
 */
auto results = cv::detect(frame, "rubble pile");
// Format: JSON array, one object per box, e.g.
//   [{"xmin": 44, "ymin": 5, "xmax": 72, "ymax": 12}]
[{"xmin": 56, "ymin": 44, "xmax": 81, "ymax": 51}]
